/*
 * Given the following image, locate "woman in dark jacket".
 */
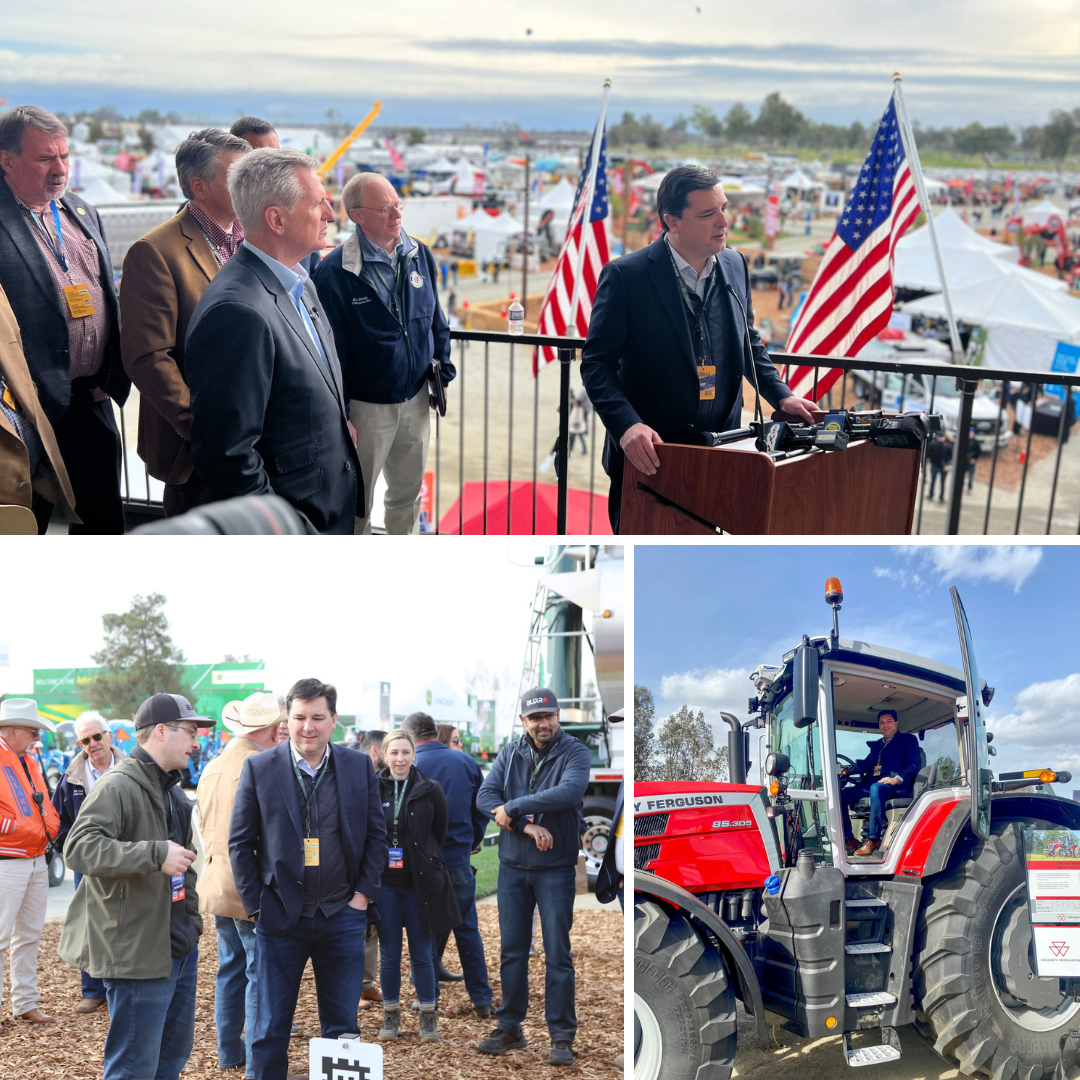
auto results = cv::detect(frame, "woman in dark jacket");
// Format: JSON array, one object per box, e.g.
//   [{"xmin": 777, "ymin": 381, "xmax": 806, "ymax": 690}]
[{"xmin": 376, "ymin": 729, "xmax": 461, "ymax": 1042}]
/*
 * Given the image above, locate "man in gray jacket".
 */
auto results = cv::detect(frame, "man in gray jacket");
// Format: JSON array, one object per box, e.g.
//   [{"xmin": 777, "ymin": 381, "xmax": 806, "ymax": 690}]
[
  {"xmin": 476, "ymin": 687, "xmax": 591, "ymax": 1066},
  {"xmin": 59, "ymin": 693, "xmax": 215, "ymax": 1080}
]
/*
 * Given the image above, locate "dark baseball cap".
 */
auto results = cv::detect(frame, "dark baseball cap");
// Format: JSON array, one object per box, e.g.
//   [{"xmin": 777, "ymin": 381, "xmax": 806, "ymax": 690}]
[
  {"xmin": 520, "ymin": 687, "xmax": 559, "ymax": 716},
  {"xmin": 134, "ymin": 693, "xmax": 215, "ymax": 730}
]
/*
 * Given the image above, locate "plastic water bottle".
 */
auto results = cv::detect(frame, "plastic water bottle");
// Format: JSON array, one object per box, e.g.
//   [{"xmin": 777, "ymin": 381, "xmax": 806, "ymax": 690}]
[{"xmin": 508, "ymin": 298, "xmax": 524, "ymax": 336}]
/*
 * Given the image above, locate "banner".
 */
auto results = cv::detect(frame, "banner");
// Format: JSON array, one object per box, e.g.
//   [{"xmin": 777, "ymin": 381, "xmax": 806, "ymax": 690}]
[
  {"xmin": 764, "ymin": 190, "xmax": 780, "ymax": 239},
  {"xmin": 1022, "ymin": 829, "xmax": 1080, "ymax": 978}
]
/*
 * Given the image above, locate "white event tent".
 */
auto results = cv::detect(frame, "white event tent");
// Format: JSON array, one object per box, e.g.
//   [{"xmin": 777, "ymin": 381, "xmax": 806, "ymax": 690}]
[
  {"xmin": 455, "ymin": 209, "xmax": 524, "ymax": 264},
  {"xmin": 393, "ymin": 675, "xmax": 476, "ymax": 728}
]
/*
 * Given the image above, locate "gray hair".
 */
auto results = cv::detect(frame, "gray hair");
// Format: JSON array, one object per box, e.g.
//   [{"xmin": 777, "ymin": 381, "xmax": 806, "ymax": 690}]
[
  {"xmin": 0, "ymin": 105, "xmax": 67, "ymax": 155},
  {"xmin": 341, "ymin": 170, "xmax": 387, "ymax": 212},
  {"xmin": 175, "ymin": 127, "xmax": 250, "ymax": 200},
  {"xmin": 74, "ymin": 711, "xmax": 109, "ymax": 738},
  {"xmin": 228, "ymin": 147, "xmax": 318, "ymax": 234}
]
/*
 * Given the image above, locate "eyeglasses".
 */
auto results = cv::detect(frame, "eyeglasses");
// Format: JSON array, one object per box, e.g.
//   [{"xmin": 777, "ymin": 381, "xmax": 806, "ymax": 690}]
[
  {"xmin": 78, "ymin": 732, "xmax": 107, "ymax": 746},
  {"xmin": 164, "ymin": 723, "xmax": 200, "ymax": 738},
  {"xmin": 357, "ymin": 203, "xmax": 402, "ymax": 215}
]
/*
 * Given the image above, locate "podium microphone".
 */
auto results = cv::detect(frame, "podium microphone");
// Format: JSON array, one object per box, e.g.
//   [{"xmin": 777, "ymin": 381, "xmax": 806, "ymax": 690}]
[{"xmin": 726, "ymin": 283, "xmax": 767, "ymax": 446}]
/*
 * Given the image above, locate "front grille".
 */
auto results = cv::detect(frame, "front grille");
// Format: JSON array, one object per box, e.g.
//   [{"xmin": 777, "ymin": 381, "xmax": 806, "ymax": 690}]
[
  {"xmin": 635, "ymin": 813, "xmax": 670, "ymax": 838},
  {"xmin": 635, "ymin": 844, "xmax": 660, "ymax": 869},
  {"xmin": 974, "ymin": 419, "xmax": 994, "ymax": 433}
]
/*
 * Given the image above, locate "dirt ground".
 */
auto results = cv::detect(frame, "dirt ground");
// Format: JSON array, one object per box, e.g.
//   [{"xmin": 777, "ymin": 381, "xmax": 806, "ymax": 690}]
[{"xmin": 1, "ymin": 907, "xmax": 623, "ymax": 1079}]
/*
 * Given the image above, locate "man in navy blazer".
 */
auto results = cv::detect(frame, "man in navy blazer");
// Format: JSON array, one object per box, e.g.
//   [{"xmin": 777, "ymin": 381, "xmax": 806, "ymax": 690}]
[
  {"xmin": 840, "ymin": 709, "xmax": 922, "ymax": 857},
  {"xmin": 229, "ymin": 678, "xmax": 386, "ymax": 1080},
  {"xmin": 185, "ymin": 147, "xmax": 361, "ymax": 534},
  {"xmin": 581, "ymin": 165, "xmax": 817, "ymax": 531}
]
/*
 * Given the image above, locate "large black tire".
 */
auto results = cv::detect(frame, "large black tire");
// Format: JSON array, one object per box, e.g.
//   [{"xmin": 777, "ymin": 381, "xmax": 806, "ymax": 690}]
[
  {"xmin": 634, "ymin": 899, "xmax": 737, "ymax": 1080},
  {"xmin": 914, "ymin": 821, "xmax": 1080, "ymax": 1080}
]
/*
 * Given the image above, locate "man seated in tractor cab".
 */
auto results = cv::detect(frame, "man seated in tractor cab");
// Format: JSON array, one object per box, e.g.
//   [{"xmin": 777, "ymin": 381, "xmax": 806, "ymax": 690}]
[{"xmin": 839, "ymin": 710, "xmax": 921, "ymax": 857}]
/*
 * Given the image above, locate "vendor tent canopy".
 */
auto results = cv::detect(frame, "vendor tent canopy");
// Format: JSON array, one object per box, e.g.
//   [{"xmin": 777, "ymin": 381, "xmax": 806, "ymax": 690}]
[
  {"xmin": 1019, "ymin": 198, "xmax": 1068, "ymax": 229},
  {"xmin": 393, "ymin": 674, "xmax": 476, "ymax": 726},
  {"xmin": 780, "ymin": 168, "xmax": 825, "ymax": 192},
  {"xmin": 539, "ymin": 176, "xmax": 576, "ymax": 210},
  {"xmin": 78, "ymin": 178, "xmax": 131, "ymax": 205}
]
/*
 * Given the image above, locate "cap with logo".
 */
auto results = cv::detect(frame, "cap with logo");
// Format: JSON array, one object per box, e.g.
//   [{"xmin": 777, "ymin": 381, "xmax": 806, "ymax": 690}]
[
  {"xmin": 520, "ymin": 686, "xmax": 559, "ymax": 716},
  {"xmin": 134, "ymin": 693, "xmax": 216, "ymax": 730}
]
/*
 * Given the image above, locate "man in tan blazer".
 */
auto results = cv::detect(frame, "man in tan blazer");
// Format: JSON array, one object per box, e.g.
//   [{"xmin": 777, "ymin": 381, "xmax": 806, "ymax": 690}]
[
  {"xmin": 0, "ymin": 281, "xmax": 77, "ymax": 523},
  {"xmin": 196, "ymin": 692, "xmax": 282, "ymax": 1078},
  {"xmin": 120, "ymin": 128, "xmax": 249, "ymax": 516}
]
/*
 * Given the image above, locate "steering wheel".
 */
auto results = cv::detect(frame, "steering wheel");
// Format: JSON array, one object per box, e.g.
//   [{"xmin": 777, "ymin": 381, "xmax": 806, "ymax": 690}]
[{"xmin": 837, "ymin": 754, "xmax": 862, "ymax": 785}]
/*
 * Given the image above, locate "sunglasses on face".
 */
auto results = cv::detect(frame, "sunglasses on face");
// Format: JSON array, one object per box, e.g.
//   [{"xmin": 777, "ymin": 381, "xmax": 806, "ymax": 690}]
[{"xmin": 79, "ymin": 732, "xmax": 107, "ymax": 746}]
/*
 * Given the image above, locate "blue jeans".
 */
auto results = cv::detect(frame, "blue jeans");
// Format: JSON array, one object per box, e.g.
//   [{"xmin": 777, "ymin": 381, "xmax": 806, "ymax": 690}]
[
  {"xmin": 214, "ymin": 916, "xmax": 257, "ymax": 1076},
  {"xmin": 929, "ymin": 464, "xmax": 946, "ymax": 499},
  {"xmin": 102, "ymin": 947, "xmax": 198, "ymax": 1080},
  {"xmin": 842, "ymin": 782, "xmax": 907, "ymax": 842},
  {"xmin": 74, "ymin": 872, "xmax": 106, "ymax": 999},
  {"xmin": 380, "ymin": 884, "xmax": 436, "ymax": 1006},
  {"xmin": 252, "ymin": 905, "xmax": 366, "ymax": 1080},
  {"xmin": 495, "ymin": 863, "xmax": 577, "ymax": 1042},
  {"xmin": 444, "ymin": 862, "xmax": 492, "ymax": 1006}
]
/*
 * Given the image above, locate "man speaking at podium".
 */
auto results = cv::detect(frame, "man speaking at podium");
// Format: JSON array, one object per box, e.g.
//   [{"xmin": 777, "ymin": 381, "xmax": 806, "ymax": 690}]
[{"xmin": 581, "ymin": 166, "xmax": 816, "ymax": 532}]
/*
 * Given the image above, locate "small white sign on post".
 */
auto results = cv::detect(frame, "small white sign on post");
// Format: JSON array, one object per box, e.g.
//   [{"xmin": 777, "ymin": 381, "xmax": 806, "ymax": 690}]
[
  {"xmin": 308, "ymin": 1037, "xmax": 382, "ymax": 1080},
  {"xmin": 1022, "ymin": 829, "xmax": 1080, "ymax": 978}
]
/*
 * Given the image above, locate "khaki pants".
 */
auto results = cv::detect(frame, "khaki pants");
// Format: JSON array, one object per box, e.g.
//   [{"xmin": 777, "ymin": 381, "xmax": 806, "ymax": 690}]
[
  {"xmin": 350, "ymin": 388, "xmax": 431, "ymax": 535},
  {"xmin": 0, "ymin": 856, "xmax": 49, "ymax": 1016}
]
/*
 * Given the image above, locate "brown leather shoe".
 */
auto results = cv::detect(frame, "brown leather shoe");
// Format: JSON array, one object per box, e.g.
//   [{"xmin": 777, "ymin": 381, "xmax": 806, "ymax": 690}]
[
  {"xmin": 853, "ymin": 839, "xmax": 882, "ymax": 857},
  {"xmin": 361, "ymin": 986, "xmax": 382, "ymax": 1002},
  {"xmin": 75, "ymin": 997, "xmax": 106, "ymax": 1014},
  {"xmin": 19, "ymin": 1008, "xmax": 56, "ymax": 1024},
  {"xmin": 357, "ymin": 997, "xmax": 375, "ymax": 1010},
  {"xmin": 844, "ymin": 837, "xmax": 859, "ymax": 854}
]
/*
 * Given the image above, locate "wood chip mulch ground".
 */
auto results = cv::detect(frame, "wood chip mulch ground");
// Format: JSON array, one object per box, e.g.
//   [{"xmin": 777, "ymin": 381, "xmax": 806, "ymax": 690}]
[{"xmin": 1, "ymin": 906, "xmax": 623, "ymax": 1079}]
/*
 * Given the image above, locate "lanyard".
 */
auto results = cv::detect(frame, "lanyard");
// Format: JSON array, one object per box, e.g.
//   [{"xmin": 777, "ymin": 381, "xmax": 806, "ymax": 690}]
[
  {"xmin": 528, "ymin": 751, "xmax": 549, "ymax": 795},
  {"xmin": 194, "ymin": 222, "xmax": 224, "ymax": 267},
  {"xmin": 292, "ymin": 754, "xmax": 329, "ymax": 836},
  {"xmin": 392, "ymin": 776, "xmax": 409, "ymax": 845},
  {"xmin": 367, "ymin": 252, "xmax": 407, "ymax": 329},
  {"xmin": 28, "ymin": 201, "xmax": 68, "ymax": 273},
  {"xmin": 17, "ymin": 755, "xmax": 55, "ymax": 848},
  {"xmin": 668, "ymin": 247, "xmax": 717, "ymax": 364}
]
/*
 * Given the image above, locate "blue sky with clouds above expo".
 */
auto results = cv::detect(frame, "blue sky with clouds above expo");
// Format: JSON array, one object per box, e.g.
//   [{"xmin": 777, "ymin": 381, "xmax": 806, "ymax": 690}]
[
  {"xmin": 1, "ymin": 0, "xmax": 1077, "ymax": 128},
  {"xmin": 635, "ymin": 545, "xmax": 1080, "ymax": 787}
]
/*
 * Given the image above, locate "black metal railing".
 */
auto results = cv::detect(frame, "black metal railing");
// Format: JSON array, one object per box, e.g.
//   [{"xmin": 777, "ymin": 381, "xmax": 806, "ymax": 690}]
[{"xmin": 118, "ymin": 333, "xmax": 1079, "ymax": 535}]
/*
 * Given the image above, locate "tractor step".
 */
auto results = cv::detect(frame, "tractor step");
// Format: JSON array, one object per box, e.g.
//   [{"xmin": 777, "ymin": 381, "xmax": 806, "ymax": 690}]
[
  {"xmin": 843, "ymin": 1028, "xmax": 902, "ymax": 1067},
  {"xmin": 845, "ymin": 991, "xmax": 897, "ymax": 1007},
  {"xmin": 845, "ymin": 898, "xmax": 887, "ymax": 908},
  {"xmin": 845, "ymin": 942, "xmax": 892, "ymax": 954}
]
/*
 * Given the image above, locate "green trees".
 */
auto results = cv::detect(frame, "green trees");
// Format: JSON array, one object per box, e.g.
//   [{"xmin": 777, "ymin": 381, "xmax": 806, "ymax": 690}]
[{"xmin": 635, "ymin": 687, "xmax": 729, "ymax": 782}]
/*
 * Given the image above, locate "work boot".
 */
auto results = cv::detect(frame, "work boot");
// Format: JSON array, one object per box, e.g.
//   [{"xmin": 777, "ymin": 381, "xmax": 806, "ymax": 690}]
[
  {"xmin": 378, "ymin": 1008, "xmax": 401, "ymax": 1040},
  {"xmin": 18, "ymin": 1008, "xmax": 56, "ymax": 1024},
  {"xmin": 548, "ymin": 1041, "xmax": 575, "ymax": 1066},
  {"xmin": 474, "ymin": 1003, "xmax": 495, "ymax": 1018},
  {"xmin": 419, "ymin": 1009, "xmax": 440, "ymax": 1041},
  {"xmin": 478, "ymin": 1027, "xmax": 527, "ymax": 1054},
  {"xmin": 75, "ymin": 997, "xmax": 106, "ymax": 1013},
  {"xmin": 436, "ymin": 961, "xmax": 464, "ymax": 982}
]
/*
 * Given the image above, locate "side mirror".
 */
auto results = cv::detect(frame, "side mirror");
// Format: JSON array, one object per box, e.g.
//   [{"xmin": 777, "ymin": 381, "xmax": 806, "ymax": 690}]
[{"xmin": 792, "ymin": 636, "xmax": 819, "ymax": 729}]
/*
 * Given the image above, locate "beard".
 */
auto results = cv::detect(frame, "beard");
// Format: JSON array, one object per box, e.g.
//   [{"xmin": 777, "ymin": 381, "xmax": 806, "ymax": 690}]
[{"xmin": 44, "ymin": 176, "xmax": 67, "ymax": 200}]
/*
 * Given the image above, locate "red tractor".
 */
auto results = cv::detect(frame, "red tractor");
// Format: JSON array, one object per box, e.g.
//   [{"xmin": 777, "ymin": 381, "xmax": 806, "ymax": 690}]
[{"xmin": 635, "ymin": 581, "xmax": 1079, "ymax": 1079}]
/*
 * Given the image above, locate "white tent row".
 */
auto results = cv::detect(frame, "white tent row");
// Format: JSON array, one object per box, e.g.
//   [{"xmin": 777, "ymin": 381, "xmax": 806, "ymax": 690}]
[{"xmin": 455, "ymin": 209, "xmax": 524, "ymax": 264}]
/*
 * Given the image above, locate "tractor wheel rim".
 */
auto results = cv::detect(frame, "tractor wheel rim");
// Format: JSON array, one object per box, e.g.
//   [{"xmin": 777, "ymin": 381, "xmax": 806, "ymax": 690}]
[
  {"xmin": 990, "ymin": 882, "xmax": 1080, "ymax": 1032},
  {"xmin": 581, "ymin": 815, "xmax": 610, "ymax": 874},
  {"xmin": 634, "ymin": 991, "xmax": 662, "ymax": 1080}
]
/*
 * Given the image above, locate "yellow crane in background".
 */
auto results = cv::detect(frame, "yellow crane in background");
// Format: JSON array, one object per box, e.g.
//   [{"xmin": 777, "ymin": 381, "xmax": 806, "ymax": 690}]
[{"xmin": 317, "ymin": 100, "xmax": 383, "ymax": 181}]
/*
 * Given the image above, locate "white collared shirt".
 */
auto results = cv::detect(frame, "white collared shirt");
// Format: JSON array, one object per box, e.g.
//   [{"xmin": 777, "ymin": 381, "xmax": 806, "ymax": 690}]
[
  {"xmin": 289, "ymin": 739, "xmax": 330, "ymax": 778},
  {"xmin": 83, "ymin": 752, "xmax": 113, "ymax": 795},
  {"xmin": 666, "ymin": 234, "xmax": 716, "ymax": 300}
]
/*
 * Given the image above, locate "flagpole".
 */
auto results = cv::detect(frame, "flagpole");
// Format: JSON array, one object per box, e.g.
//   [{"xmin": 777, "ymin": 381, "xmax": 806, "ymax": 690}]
[
  {"xmin": 893, "ymin": 73, "xmax": 965, "ymax": 365},
  {"xmin": 567, "ymin": 78, "xmax": 612, "ymax": 336}
]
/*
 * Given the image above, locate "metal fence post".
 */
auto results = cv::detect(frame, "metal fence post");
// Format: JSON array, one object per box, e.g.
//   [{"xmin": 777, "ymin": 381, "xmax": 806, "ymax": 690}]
[
  {"xmin": 945, "ymin": 378, "xmax": 976, "ymax": 535},
  {"xmin": 556, "ymin": 346, "xmax": 573, "ymax": 534}
]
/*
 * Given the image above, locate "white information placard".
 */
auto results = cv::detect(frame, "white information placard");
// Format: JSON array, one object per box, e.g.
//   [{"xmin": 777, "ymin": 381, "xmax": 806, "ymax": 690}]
[
  {"xmin": 308, "ymin": 1037, "xmax": 383, "ymax": 1080},
  {"xmin": 1023, "ymin": 829, "xmax": 1080, "ymax": 978},
  {"xmin": 1030, "ymin": 926, "xmax": 1080, "ymax": 978}
]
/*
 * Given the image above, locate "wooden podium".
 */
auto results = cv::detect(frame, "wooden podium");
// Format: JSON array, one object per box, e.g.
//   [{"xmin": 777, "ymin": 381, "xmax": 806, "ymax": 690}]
[{"xmin": 620, "ymin": 436, "xmax": 921, "ymax": 534}]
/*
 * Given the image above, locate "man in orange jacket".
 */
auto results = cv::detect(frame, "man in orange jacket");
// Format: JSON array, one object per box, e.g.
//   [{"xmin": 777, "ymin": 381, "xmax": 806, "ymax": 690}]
[{"xmin": 0, "ymin": 697, "xmax": 60, "ymax": 1026}]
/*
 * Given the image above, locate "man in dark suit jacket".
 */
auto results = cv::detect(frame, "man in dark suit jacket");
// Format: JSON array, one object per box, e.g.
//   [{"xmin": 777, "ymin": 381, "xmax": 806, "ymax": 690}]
[
  {"xmin": 185, "ymin": 147, "xmax": 361, "ymax": 534},
  {"xmin": 581, "ymin": 165, "xmax": 816, "ymax": 532},
  {"xmin": 0, "ymin": 105, "xmax": 131, "ymax": 533},
  {"xmin": 229, "ymin": 679, "xmax": 387, "ymax": 1080}
]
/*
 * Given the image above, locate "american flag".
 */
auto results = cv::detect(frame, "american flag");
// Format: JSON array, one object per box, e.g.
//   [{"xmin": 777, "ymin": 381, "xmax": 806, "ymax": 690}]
[
  {"xmin": 384, "ymin": 138, "xmax": 404, "ymax": 171},
  {"xmin": 534, "ymin": 129, "xmax": 610, "ymax": 370},
  {"xmin": 784, "ymin": 95, "xmax": 920, "ymax": 401}
]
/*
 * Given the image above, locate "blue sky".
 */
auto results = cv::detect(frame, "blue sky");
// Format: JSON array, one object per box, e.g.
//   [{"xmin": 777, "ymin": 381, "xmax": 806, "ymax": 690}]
[
  {"xmin": 2, "ymin": 0, "xmax": 1077, "ymax": 128},
  {"xmin": 636, "ymin": 544, "xmax": 1080, "ymax": 786}
]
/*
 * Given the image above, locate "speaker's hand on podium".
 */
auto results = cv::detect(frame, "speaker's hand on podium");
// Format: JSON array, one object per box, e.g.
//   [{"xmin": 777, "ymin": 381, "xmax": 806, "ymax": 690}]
[
  {"xmin": 621, "ymin": 423, "xmax": 663, "ymax": 475},
  {"xmin": 777, "ymin": 396, "xmax": 818, "ymax": 423}
]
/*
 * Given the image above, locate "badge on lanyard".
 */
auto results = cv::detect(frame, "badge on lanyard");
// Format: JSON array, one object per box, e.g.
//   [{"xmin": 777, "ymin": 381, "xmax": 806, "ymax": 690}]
[
  {"xmin": 62, "ymin": 283, "xmax": 95, "ymax": 319},
  {"xmin": 388, "ymin": 846, "xmax": 404, "ymax": 869},
  {"xmin": 304, "ymin": 838, "xmax": 320, "ymax": 866},
  {"xmin": 170, "ymin": 873, "xmax": 186, "ymax": 902},
  {"xmin": 698, "ymin": 365, "xmax": 716, "ymax": 401},
  {"xmin": 409, "ymin": 271, "xmax": 423, "ymax": 289},
  {"xmin": 1, "ymin": 380, "xmax": 19, "ymax": 412}
]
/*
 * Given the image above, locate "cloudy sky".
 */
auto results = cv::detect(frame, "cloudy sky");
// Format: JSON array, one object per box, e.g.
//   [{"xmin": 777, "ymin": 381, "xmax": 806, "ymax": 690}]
[
  {"xmin": 0, "ymin": 539, "xmax": 573, "ymax": 738},
  {"xmin": 635, "ymin": 543, "xmax": 1080, "ymax": 789},
  {"xmin": 2, "ymin": 0, "xmax": 1077, "ymax": 128}
]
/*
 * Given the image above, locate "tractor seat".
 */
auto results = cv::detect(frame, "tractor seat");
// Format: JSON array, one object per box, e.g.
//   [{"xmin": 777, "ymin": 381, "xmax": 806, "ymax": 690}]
[{"xmin": 884, "ymin": 762, "xmax": 937, "ymax": 812}]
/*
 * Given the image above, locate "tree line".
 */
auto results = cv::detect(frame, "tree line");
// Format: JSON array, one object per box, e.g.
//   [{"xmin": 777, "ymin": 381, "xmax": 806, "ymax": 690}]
[
  {"xmin": 635, "ymin": 685, "xmax": 730, "ymax": 782},
  {"xmin": 607, "ymin": 95, "xmax": 1080, "ymax": 161}
]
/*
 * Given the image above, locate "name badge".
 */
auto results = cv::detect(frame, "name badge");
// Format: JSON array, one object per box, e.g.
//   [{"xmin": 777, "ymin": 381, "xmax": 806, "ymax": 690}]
[
  {"xmin": 388, "ymin": 846, "xmax": 404, "ymax": 869},
  {"xmin": 698, "ymin": 364, "xmax": 716, "ymax": 401},
  {"xmin": 62, "ymin": 283, "xmax": 95, "ymax": 319},
  {"xmin": 1, "ymin": 381, "xmax": 19, "ymax": 412},
  {"xmin": 170, "ymin": 874, "xmax": 186, "ymax": 902},
  {"xmin": 873, "ymin": 764, "xmax": 882, "ymax": 777},
  {"xmin": 304, "ymin": 838, "xmax": 320, "ymax": 866}
]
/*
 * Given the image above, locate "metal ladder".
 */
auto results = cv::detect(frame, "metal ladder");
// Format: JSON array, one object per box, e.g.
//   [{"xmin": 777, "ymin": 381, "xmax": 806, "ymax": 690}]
[{"xmin": 842, "ymin": 897, "xmax": 902, "ymax": 1066}]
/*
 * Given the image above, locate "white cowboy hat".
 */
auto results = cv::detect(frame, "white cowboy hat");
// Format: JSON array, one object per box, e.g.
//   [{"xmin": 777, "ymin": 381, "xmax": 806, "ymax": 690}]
[
  {"xmin": 221, "ymin": 692, "xmax": 286, "ymax": 735},
  {"xmin": 0, "ymin": 698, "xmax": 57, "ymax": 733}
]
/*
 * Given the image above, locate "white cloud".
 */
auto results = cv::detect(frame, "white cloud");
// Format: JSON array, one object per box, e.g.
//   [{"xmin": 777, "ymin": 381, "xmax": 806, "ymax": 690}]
[
  {"xmin": 882, "ymin": 545, "xmax": 1043, "ymax": 593},
  {"xmin": 987, "ymin": 673, "xmax": 1080, "ymax": 779},
  {"xmin": 659, "ymin": 667, "xmax": 752, "ymax": 715}
]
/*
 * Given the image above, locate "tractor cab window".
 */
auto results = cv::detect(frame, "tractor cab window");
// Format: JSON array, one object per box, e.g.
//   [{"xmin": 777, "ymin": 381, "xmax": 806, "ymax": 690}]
[{"xmin": 771, "ymin": 690, "xmax": 832, "ymax": 864}]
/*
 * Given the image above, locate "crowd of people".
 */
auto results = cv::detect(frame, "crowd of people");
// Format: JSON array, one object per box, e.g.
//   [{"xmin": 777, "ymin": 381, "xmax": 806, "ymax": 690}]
[
  {"xmin": 0, "ymin": 104, "xmax": 454, "ymax": 535},
  {"xmin": 0, "ymin": 683, "xmax": 624, "ymax": 1079}
]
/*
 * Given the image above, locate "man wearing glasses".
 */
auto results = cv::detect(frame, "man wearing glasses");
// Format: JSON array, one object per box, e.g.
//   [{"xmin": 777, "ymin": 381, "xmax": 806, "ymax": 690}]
[
  {"xmin": 53, "ymin": 710, "xmax": 126, "ymax": 1013},
  {"xmin": 314, "ymin": 172, "xmax": 454, "ymax": 534},
  {"xmin": 59, "ymin": 693, "xmax": 215, "ymax": 1080},
  {"xmin": 0, "ymin": 698, "xmax": 60, "ymax": 1029}
]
